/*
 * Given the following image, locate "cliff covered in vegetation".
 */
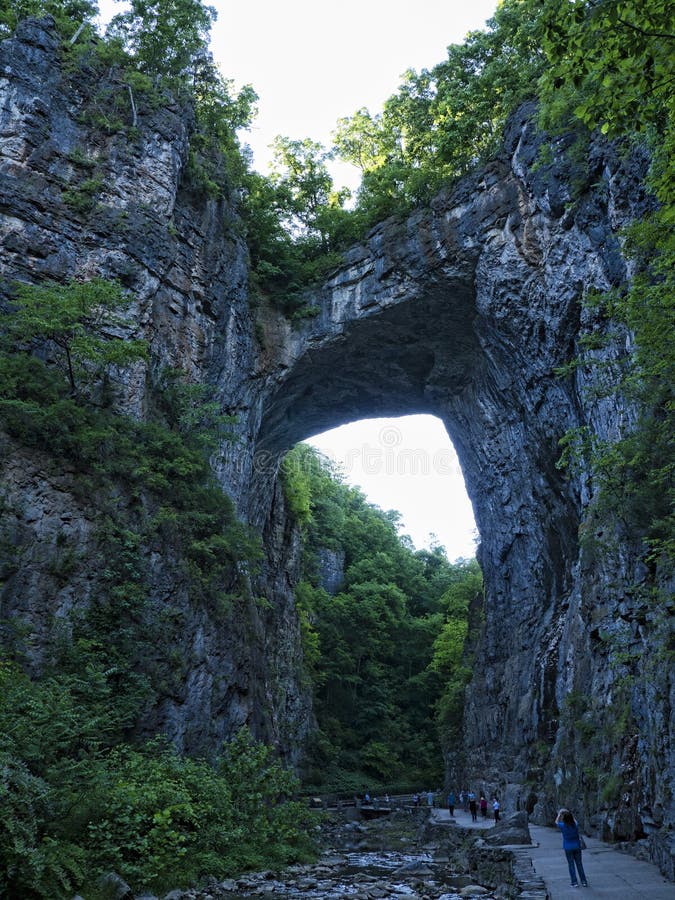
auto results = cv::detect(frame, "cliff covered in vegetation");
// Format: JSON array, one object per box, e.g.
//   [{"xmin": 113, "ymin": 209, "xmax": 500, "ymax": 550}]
[{"xmin": 0, "ymin": 1, "xmax": 673, "ymax": 894}]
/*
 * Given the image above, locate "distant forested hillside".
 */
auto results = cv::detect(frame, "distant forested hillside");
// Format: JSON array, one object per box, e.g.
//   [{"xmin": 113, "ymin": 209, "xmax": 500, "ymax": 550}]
[{"xmin": 282, "ymin": 444, "xmax": 483, "ymax": 792}]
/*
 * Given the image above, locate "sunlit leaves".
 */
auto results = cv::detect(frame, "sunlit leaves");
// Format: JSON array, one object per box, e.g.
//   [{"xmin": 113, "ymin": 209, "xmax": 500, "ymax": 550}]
[
  {"xmin": 333, "ymin": 107, "xmax": 391, "ymax": 173},
  {"xmin": 0, "ymin": 0, "xmax": 98, "ymax": 40},
  {"xmin": 329, "ymin": 0, "xmax": 545, "ymax": 224},
  {"xmin": 106, "ymin": 0, "xmax": 216, "ymax": 81},
  {"xmin": 536, "ymin": 0, "xmax": 675, "ymax": 138}
]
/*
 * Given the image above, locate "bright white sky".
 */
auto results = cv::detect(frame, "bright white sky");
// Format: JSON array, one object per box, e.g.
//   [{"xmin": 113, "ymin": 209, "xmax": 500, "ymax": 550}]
[
  {"xmin": 210, "ymin": 0, "xmax": 498, "ymax": 188},
  {"xmin": 98, "ymin": 0, "xmax": 498, "ymax": 559},
  {"xmin": 307, "ymin": 415, "xmax": 479, "ymax": 561}
]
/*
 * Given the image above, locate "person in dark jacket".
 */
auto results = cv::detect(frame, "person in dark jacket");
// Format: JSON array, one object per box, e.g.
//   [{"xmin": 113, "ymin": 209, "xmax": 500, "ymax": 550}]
[
  {"xmin": 555, "ymin": 808, "xmax": 588, "ymax": 887},
  {"xmin": 468, "ymin": 790, "xmax": 478, "ymax": 821}
]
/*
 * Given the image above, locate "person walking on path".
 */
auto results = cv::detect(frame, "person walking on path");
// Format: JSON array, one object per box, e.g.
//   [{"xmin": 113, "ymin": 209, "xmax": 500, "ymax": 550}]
[
  {"xmin": 492, "ymin": 796, "xmax": 500, "ymax": 822},
  {"xmin": 468, "ymin": 790, "xmax": 478, "ymax": 822},
  {"xmin": 555, "ymin": 808, "xmax": 588, "ymax": 887},
  {"xmin": 447, "ymin": 791, "xmax": 455, "ymax": 815},
  {"xmin": 479, "ymin": 794, "xmax": 488, "ymax": 817}
]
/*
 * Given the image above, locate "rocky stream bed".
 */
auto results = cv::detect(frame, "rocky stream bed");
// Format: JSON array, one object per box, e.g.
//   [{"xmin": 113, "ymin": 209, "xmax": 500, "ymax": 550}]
[{"xmin": 139, "ymin": 809, "xmax": 540, "ymax": 900}]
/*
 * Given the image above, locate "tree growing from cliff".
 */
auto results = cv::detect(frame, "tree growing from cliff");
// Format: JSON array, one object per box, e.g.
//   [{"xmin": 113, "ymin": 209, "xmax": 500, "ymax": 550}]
[
  {"xmin": 0, "ymin": 278, "xmax": 308, "ymax": 896},
  {"xmin": 537, "ymin": 0, "xmax": 675, "ymax": 564},
  {"xmin": 1, "ymin": 278, "xmax": 147, "ymax": 395},
  {"xmin": 106, "ymin": 0, "xmax": 215, "ymax": 81},
  {"xmin": 269, "ymin": 136, "xmax": 354, "ymax": 252},
  {"xmin": 243, "ymin": 139, "xmax": 358, "ymax": 313}
]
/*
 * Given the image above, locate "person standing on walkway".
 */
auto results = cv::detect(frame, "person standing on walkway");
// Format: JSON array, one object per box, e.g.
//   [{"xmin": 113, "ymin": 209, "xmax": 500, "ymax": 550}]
[
  {"xmin": 468, "ymin": 790, "xmax": 478, "ymax": 821},
  {"xmin": 448, "ymin": 791, "xmax": 455, "ymax": 815},
  {"xmin": 492, "ymin": 796, "xmax": 500, "ymax": 822},
  {"xmin": 479, "ymin": 794, "xmax": 488, "ymax": 817},
  {"xmin": 555, "ymin": 808, "xmax": 588, "ymax": 887}
]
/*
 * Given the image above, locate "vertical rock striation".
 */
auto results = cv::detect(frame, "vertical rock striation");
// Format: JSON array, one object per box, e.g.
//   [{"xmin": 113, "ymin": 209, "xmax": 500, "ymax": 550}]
[
  {"xmin": 0, "ymin": 17, "xmax": 671, "ymax": 870},
  {"xmin": 0, "ymin": 16, "xmax": 311, "ymax": 764}
]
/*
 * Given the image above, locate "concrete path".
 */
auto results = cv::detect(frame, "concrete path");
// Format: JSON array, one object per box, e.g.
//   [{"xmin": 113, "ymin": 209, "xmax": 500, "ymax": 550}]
[
  {"xmin": 527, "ymin": 823, "xmax": 674, "ymax": 900},
  {"xmin": 431, "ymin": 808, "xmax": 674, "ymax": 899}
]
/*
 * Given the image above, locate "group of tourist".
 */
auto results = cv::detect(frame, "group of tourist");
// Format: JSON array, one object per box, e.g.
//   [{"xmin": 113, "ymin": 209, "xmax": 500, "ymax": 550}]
[
  {"xmin": 449, "ymin": 793, "xmax": 590, "ymax": 888},
  {"xmin": 372, "ymin": 788, "xmax": 589, "ymax": 888},
  {"xmin": 447, "ymin": 789, "xmax": 501, "ymax": 822},
  {"xmin": 411, "ymin": 790, "xmax": 438, "ymax": 808},
  {"xmin": 448, "ymin": 793, "xmax": 589, "ymax": 888}
]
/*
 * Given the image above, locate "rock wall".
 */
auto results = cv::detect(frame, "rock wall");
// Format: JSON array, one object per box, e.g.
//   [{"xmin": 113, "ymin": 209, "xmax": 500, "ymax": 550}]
[
  {"xmin": 0, "ymin": 16, "xmax": 311, "ymax": 764},
  {"xmin": 0, "ymin": 17, "xmax": 672, "ymax": 868}
]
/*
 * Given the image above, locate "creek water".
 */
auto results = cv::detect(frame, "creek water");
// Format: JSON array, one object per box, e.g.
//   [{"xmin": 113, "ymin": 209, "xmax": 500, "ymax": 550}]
[
  {"xmin": 202, "ymin": 813, "xmax": 498, "ymax": 899},
  {"xmin": 219, "ymin": 851, "xmax": 462, "ymax": 898}
]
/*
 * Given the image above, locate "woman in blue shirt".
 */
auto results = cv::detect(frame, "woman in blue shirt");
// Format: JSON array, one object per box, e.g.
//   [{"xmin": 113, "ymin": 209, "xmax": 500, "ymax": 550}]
[{"xmin": 555, "ymin": 808, "xmax": 588, "ymax": 887}]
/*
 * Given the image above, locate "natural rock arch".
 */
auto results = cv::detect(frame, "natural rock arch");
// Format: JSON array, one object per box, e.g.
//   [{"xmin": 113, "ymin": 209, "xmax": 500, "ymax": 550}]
[
  {"xmin": 2, "ymin": 20, "xmax": 669, "ymax": 854},
  {"xmin": 244, "ymin": 105, "xmax": 650, "ymax": 799}
]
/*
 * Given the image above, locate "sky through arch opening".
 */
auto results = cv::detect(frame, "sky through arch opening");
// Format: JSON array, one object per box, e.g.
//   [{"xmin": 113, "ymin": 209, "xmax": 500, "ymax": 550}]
[{"xmin": 304, "ymin": 414, "xmax": 477, "ymax": 562}]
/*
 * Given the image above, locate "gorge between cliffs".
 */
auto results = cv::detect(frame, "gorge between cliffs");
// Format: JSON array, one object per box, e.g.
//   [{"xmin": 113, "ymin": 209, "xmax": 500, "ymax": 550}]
[{"xmin": 0, "ymin": 14, "xmax": 673, "ymax": 890}]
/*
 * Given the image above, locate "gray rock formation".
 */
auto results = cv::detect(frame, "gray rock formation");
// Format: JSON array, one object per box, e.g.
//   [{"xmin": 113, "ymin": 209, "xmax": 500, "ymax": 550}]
[
  {"xmin": 0, "ymin": 16, "xmax": 311, "ymax": 764},
  {"xmin": 316, "ymin": 548, "xmax": 345, "ymax": 595},
  {"xmin": 0, "ymin": 16, "xmax": 672, "ymax": 871},
  {"xmin": 482, "ymin": 811, "xmax": 531, "ymax": 847}
]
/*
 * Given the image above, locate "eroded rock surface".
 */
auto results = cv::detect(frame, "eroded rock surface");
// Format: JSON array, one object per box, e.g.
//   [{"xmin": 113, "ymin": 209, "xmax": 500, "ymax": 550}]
[{"xmin": 0, "ymin": 17, "xmax": 672, "ymax": 868}]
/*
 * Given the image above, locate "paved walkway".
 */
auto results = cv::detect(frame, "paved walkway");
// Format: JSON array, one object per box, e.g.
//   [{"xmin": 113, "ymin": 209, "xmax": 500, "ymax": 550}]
[
  {"xmin": 527, "ymin": 823, "xmax": 674, "ymax": 899},
  {"xmin": 430, "ymin": 808, "xmax": 674, "ymax": 899}
]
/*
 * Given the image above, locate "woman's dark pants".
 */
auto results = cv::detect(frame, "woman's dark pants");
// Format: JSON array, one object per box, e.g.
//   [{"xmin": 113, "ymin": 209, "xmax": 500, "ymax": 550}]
[{"xmin": 565, "ymin": 849, "xmax": 587, "ymax": 885}]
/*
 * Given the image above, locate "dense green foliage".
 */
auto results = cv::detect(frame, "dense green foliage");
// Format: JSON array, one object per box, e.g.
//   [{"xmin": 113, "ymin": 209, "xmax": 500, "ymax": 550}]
[
  {"xmin": 246, "ymin": 0, "xmax": 547, "ymax": 304},
  {"xmin": 2, "ymin": 278, "xmax": 147, "ymax": 394},
  {"xmin": 0, "ymin": 280, "xmax": 313, "ymax": 896},
  {"xmin": 0, "ymin": 0, "xmax": 97, "ymax": 41},
  {"xmin": 535, "ymin": 0, "xmax": 674, "ymax": 139},
  {"xmin": 0, "ymin": 661, "xmax": 314, "ymax": 897},
  {"xmin": 0, "ymin": 278, "xmax": 259, "ymax": 609},
  {"xmin": 282, "ymin": 444, "xmax": 482, "ymax": 792},
  {"xmin": 333, "ymin": 0, "xmax": 543, "ymax": 223},
  {"xmin": 244, "ymin": 160, "xmax": 356, "ymax": 316}
]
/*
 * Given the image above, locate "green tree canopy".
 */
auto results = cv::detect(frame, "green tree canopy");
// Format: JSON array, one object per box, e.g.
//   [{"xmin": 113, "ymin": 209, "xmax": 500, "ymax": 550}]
[
  {"xmin": 106, "ymin": 0, "xmax": 216, "ymax": 81},
  {"xmin": 283, "ymin": 444, "xmax": 482, "ymax": 790},
  {"xmin": 0, "ymin": 0, "xmax": 98, "ymax": 39}
]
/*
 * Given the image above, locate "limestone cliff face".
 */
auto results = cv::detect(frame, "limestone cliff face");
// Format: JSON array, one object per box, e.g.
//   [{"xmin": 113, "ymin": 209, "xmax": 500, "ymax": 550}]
[
  {"xmin": 1, "ymin": 17, "xmax": 672, "ymax": 869},
  {"xmin": 0, "ymin": 17, "xmax": 311, "ymax": 765}
]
